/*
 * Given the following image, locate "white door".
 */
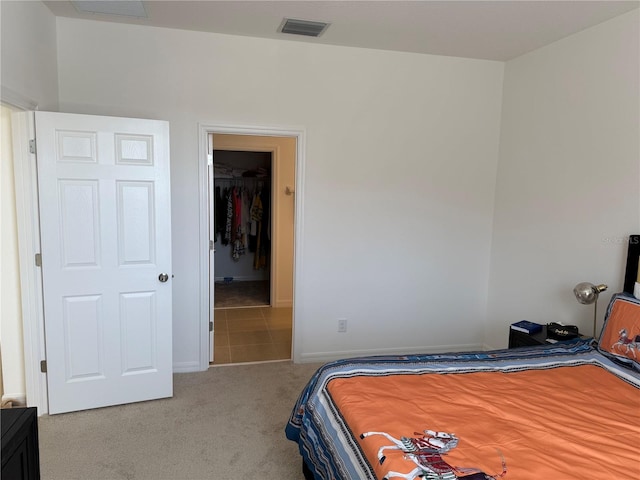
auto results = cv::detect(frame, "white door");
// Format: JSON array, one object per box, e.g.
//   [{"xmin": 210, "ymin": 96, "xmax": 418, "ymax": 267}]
[{"xmin": 35, "ymin": 112, "xmax": 172, "ymax": 414}]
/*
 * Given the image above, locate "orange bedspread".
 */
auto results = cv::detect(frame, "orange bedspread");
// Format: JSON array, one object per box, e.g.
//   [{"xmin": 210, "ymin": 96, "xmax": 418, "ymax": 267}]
[{"xmin": 327, "ymin": 364, "xmax": 639, "ymax": 479}]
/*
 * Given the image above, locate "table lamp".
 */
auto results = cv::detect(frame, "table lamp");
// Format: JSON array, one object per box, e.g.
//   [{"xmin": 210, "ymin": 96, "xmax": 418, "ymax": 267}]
[{"xmin": 573, "ymin": 282, "xmax": 608, "ymax": 338}]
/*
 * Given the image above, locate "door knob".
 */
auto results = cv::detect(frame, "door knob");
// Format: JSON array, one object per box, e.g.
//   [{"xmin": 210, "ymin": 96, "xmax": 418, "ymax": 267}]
[{"xmin": 158, "ymin": 273, "xmax": 169, "ymax": 283}]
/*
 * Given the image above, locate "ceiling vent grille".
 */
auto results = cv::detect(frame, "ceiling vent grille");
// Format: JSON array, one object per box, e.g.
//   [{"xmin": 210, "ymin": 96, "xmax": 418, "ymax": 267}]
[
  {"xmin": 72, "ymin": 1, "xmax": 147, "ymax": 18},
  {"xmin": 280, "ymin": 18, "xmax": 330, "ymax": 37}
]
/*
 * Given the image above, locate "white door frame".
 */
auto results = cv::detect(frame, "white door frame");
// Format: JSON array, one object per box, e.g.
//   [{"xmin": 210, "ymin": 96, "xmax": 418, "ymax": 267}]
[
  {"xmin": 12, "ymin": 111, "xmax": 49, "ymax": 414},
  {"xmin": 197, "ymin": 123, "xmax": 306, "ymax": 370}
]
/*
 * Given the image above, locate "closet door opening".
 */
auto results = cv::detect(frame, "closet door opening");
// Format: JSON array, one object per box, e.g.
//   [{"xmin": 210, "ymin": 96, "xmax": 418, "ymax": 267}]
[
  {"xmin": 213, "ymin": 150, "xmax": 272, "ymax": 309},
  {"xmin": 209, "ymin": 133, "xmax": 295, "ymax": 366}
]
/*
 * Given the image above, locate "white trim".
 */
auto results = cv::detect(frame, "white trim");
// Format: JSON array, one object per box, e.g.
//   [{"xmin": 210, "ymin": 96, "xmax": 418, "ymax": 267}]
[
  {"xmin": 298, "ymin": 343, "xmax": 486, "ymax": 364},
  {"xmin": 172, "ymin": 361, "xmax": 202, "ymax": 373},
  {"xmin": 198, "ymin": 125, "xmax": 211, "ymax": 370},
  {"xmin": 1, "ymin": 86, "xmax": 38, "ymax": 111},
  {"xmin": 1, "ymin": 393, "xmax": 27, "ymax": 407},
  {"xmin": 197, "ymin": 123, "xmax": 306, "ymax": 369},
  {"xmin": 11, "ymin": 111, "xmax": 49, "ymax": 415},
  {"xmin": 208, "ymin": 359, "xmax": 290, "ymax": 368},
  {"xmin": 292, "ymin": 131, "xmax": 305, "ymax": 363}
]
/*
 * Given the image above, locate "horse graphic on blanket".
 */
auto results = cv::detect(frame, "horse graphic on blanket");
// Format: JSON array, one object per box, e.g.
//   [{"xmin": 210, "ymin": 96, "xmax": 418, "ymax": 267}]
[
  {"xmin": 612, "ymin": 328, "xmax": 640, "ymax": 358},
  {"xmin": 360, "ymin": 429, "xmax": 507, "ymax": 480}
]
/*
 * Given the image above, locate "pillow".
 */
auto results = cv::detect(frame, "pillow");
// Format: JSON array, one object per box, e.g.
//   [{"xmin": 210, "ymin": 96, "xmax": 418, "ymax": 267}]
[{"xmin": 598, "ymin": 293, "xmax": 640, "ymax": 371}]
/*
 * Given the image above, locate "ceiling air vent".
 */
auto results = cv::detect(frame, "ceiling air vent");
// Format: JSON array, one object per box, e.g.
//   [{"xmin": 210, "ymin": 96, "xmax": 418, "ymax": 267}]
[
  {"xmin": 279, "ymin": 18, "xmax": 330, "ymax": 37},
  {"xmin": 72, "ymin": 1, "xmax": 147, "ymax": 18}
]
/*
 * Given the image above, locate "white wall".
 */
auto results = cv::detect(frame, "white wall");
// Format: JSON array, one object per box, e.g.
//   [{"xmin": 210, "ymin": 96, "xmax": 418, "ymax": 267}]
[
  {"xmin": 5, "ymin": 5, "xmax": 635, "ymax": 378},
  {"xmin": 56, "ymin": 18, "xmax": 504, "ymax": 366},
  {"xmin": 486, "ymin": 10, "xmax": 640, "ymax": 348},
  {"xmin": 0, "ymin": 0, "xmax": 58, "ymax": 109}
]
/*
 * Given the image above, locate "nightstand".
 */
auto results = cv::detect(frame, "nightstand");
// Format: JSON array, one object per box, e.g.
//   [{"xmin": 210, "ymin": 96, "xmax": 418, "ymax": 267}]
[
  {"xmin": 508, "ymin": 326, "xmax": 549, "ymax": 348},
  {"xmin": 508, "ymin": 325, "xmax": 590, "ymax": 348}
]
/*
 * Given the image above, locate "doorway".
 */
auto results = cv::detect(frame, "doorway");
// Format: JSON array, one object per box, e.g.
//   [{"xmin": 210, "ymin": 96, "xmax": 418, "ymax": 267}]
[
  {"xmin": 212, "ymin": 149, "xmax": 272, "ymax": 308},
  {"xmin": 208, "ymin": 133, "xmax": 296, "ymax": 365}
]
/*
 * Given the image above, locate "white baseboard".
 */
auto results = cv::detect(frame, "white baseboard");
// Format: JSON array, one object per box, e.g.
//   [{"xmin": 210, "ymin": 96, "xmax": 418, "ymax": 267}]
[
  {"xmin": 2, "ymin": 392, "xmax": 27, "ymax": 407},
  {"xmin": 172, "ymin": 361, "xmax": 202, "ymax": 373},
  {"xmin": 296, "ymin": 343, "xmax": 486, "ymax": 364}
]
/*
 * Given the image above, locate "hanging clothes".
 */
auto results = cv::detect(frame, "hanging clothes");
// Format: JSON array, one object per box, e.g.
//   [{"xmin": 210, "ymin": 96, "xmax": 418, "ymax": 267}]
[
  {"xmin": 214, "ymin": 186, "xmax": 225, "ymax": 243},
  {"xmin": 251, "ymin": 191, "xmax": 263, "ymax": 266},
  {"xmin": 223, "ymin": 188, "xmax": 233, "ymax": 246},
  {"xmin": 231, "ymin": 187, "xmax": 245, "ymax": 261},
  {"xmin": 255, "ymin": 187, "xmax": 270, "ymax": 269},
  {"xmin": 241, "ymin": 188, "xmax": 251, "ymax": 249},
  {"xmin": 214, "ymin": 175, "xmax": 270, "ymax": 267}
]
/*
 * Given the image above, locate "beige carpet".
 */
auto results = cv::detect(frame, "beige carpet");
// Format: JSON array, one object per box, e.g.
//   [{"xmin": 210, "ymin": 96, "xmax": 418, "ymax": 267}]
[{"xmin": 38, "ymin": 361, "xmax": 322, "ymax": 480}]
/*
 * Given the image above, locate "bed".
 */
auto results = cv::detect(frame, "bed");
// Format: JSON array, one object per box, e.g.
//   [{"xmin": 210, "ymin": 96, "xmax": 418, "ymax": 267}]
[{"xmin": 286, "ymin": 236, "xmax": 640, "ymax": 480}]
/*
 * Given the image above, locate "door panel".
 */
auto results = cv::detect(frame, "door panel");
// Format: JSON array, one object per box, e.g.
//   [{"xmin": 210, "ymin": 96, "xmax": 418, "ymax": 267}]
[
  {"xmin": 35, "ymin": 112, "xmax": 172, "ymax": 414},
  {"xmin": 117, "ymin": 181, "xmax": 155, "ymax": 264},
  {"xmin": 120, "ymin": 291, "xmax": 157, "ymax": 374},
  {"xmin": 62, "ymin": 294, "xmax": 103, "ymax": 381},
  {"xmin": 59, "ymin": 180, "xmax": 100, "ymax": 267}
]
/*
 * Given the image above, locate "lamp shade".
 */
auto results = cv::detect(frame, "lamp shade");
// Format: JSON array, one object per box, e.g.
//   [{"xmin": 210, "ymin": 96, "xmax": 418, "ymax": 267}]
[{"xmin": 573, "ymin": 282, "xmax": 608, "ymax": 305}]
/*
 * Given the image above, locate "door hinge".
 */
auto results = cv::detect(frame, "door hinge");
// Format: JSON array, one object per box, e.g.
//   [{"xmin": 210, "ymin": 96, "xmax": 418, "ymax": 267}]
[
  {"xmin": 209, "ymin": 240, "xmax": 214, "ymax": 250},
  {"xmin": 209, "ymin": 321, "xmax": 213, "ymax": 332},
  {"xmin": 40, "ymin": 360, "xmax": 47, "ymax": 373},
  {"xmin": 35, "ymin": 253, "xmax": 42, "ymax": 267},
  {"xmin": 29, "ymin": 139, "xmax": 36, "ymax": 154}
]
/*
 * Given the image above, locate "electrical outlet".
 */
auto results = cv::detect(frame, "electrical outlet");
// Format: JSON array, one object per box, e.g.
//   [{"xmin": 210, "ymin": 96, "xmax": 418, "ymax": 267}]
[{"xmin": 338, "ymin": 318, "xmax": 347, "ymax": 333}]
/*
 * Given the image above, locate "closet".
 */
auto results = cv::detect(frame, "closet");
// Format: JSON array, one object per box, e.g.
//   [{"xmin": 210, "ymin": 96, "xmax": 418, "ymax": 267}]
[{"xmin": 213, "ymin": 150, "xmax": 272, "ymax": 308}]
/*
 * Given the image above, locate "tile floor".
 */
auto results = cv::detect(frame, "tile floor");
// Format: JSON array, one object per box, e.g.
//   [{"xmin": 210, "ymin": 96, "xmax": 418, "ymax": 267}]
[{"xmin": 212, "ymin": 306, "xmax": 292, "ymax": 365}]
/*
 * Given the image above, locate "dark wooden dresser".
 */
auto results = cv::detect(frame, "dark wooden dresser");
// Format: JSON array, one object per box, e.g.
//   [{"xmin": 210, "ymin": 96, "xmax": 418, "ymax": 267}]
[{"xmin": 1, "ymin": 407, "xmax": 41, "ymax": 480}]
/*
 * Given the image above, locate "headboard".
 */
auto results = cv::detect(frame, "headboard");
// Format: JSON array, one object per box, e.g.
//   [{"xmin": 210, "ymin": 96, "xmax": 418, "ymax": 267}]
[{"xmin": 624, "ymin": 234, "xmax": 639, "ymax": 294}]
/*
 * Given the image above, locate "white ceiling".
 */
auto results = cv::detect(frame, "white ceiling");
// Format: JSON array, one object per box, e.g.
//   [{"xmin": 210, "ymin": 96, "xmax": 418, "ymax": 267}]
[{"xmin": 43, "ymin": 0, "xmax": 639, "ymax": 61}]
